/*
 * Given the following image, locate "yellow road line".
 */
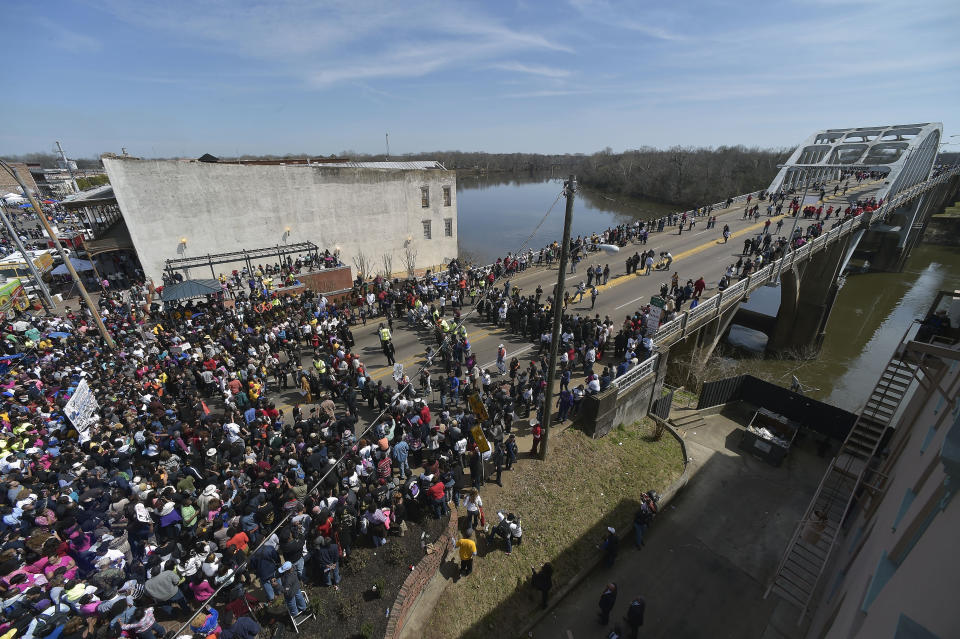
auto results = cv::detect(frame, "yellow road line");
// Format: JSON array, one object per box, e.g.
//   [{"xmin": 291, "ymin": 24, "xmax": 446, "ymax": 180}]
[{"xmin": 361, "ymin": 179, "xmax": 884, "ymax": 377}]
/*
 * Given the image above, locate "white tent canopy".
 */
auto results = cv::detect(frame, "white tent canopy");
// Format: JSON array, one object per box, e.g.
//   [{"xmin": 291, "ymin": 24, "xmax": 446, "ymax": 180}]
[{"xmin": 2, "ymin": 193, "xmax": 26, "ymax": 203}]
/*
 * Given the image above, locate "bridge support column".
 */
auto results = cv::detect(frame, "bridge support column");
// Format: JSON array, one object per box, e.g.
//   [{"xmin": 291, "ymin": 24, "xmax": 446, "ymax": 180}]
[
  {"xmin": 767, "ymin": 235, "xmax": 849, "ymax": 356},
  {"xmin": 665, "ymin": 304, "xmax": 739, "ymax": 387}
]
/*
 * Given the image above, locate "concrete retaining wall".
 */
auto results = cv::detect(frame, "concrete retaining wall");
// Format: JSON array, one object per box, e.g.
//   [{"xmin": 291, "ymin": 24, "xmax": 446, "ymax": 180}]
[
  {"xmin": 103, "ymin": 158, "xmax": 458, "ymax": 283},
  {"xmin": 582, "ymin": 354, "xmax": 668, "ymax": 438}
]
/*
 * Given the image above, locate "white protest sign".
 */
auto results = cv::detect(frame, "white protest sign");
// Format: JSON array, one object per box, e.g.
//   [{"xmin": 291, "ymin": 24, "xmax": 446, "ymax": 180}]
[{"xmin": 63, "ymin": 378, "xmax": 99, "ymax": 436}]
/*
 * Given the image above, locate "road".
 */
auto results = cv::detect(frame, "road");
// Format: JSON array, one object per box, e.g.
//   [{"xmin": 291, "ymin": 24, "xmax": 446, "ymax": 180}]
[{"xmin": 344, "ymin": 178, "xmax": 885, "ymax": 389}]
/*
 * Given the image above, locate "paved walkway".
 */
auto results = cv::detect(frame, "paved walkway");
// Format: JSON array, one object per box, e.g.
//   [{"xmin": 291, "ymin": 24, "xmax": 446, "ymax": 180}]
[{"xmin": 531, "ymin": 409, "xmax": 826, "ymax": 639}]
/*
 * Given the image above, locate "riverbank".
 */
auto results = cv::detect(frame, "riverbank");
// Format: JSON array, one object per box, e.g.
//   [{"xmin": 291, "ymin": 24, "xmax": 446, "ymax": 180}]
[{"xmin": 922, "ymin": 208, "xmax": 960, "ymax": 246}]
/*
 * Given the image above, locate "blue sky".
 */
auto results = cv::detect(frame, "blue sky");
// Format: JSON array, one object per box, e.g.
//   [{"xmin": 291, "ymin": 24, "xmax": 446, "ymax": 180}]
[{"xmin": 4, "ymin": 0, "xmax": 960, "ymax": 158}]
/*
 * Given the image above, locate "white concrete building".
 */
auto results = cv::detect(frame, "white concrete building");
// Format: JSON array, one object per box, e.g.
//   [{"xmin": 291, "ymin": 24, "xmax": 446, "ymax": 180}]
[{"xmin": 102, "ymin": 157, "xmax": 458, "ymax": 283}]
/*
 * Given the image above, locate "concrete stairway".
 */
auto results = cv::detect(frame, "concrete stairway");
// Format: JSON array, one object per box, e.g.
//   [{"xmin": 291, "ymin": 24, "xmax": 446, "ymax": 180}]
[{"xmin": 765, "ymin": 354, "xmax": 918, "ymax": 620}]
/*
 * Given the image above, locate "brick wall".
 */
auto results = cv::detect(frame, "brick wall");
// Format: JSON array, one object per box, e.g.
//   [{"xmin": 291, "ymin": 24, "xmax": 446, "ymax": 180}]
[
  {"xmin": 298, "ymin": 266, "xmax": 353, "ymax": 294},
  {"xmin": 0, "ymin": 163, "xmax": 39, "ymax": 196},
  {"xmin": 384, "ymin": 516, "xmax": 458, "ymax": 639}
]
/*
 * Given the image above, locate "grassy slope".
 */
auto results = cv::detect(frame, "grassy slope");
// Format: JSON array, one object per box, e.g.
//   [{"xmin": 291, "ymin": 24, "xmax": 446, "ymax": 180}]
[{"xmin": 423, "ymin": 419, "xmax": 683, "ymax": 639}]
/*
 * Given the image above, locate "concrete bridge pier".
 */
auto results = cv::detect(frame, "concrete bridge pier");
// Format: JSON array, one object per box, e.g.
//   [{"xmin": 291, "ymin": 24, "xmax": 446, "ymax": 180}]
[
  {"xmin": 666, "ymin": 303, "xmax": 739, "ymax": 386},
  {"xmin": 767, "ymin": 234, "xmax": 851, "ymax": 356}
]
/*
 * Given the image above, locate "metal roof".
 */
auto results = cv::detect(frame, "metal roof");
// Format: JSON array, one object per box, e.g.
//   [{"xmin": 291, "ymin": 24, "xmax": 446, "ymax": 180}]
[
  {"xmin": 61, "ymin": 185, "xmax": 114, "ymax": 203},
  {"xmin": 311, "ymin": 161, "xmax": 446, "ymax": 170}
]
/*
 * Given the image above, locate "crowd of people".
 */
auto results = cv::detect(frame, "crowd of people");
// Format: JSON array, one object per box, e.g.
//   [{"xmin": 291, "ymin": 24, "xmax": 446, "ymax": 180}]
[{"xmin": 0, "ymin": 169, "xmax": 879, "ymax": 639}]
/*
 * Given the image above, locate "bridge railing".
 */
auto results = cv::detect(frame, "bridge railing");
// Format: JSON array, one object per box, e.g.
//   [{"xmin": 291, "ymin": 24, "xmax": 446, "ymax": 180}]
[
  {"xmin": 612, "ymin": 352, "xmax": 661, "ymax": 390},
  {"xmin": 610, "ymin": 168, "xmax": 960, "ymax": 389},
  {"xmin": 720, "ymin": 278, "xmax": 748, "ymax": 306}
]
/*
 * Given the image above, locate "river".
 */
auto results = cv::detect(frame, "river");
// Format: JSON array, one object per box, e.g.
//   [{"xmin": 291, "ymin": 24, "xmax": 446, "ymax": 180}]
[
  {"xmin": 456, "ymin": 173, "xmax": 675, "ymax": 263},
  {"xmin": 456, "ymin": 173, "xmax": 960, "ymax": 414}
]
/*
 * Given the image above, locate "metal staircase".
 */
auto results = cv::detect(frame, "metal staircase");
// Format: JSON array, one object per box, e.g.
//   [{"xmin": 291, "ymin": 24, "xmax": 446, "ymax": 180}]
[{"xmin": 764, "ymin": 349, "xmax": 918, "ymax": 620}]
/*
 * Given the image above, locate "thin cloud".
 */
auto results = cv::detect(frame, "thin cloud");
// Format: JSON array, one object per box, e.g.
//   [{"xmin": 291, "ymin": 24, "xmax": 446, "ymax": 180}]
[
  {"xmin": 32, "ymin": 16, "xmax": 102, "ymax": 51},
  {"xmin": 493, "ymin": 62, "xmax": 571, "ymax": 78},
  {"xmin": 94, "ymin": 0, "xmax": 573, "ymax": 88},
  {"xmin": 567, "ymin": 0, "xmax": 687, "ymax": 41}
]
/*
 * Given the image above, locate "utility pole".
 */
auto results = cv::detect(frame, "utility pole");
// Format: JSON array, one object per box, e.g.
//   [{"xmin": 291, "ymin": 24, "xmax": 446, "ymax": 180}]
[
  {"xmin": 0, "ymin": 207, "xmax": 54, "ymax": 310},
  {"xmin": 385, "ymin": 133, "xmax": 390, "ymax": 160},
  {"xmin": 539, "ymin": 175, "xmax": 575, "ymax": 460},
  {"xmin": 55, "ymin": 141, "xmax": 80, "ymax": 194},
  {"xmin": 0, "ymin": 160, "xmax": 115, "ymax": 348}
]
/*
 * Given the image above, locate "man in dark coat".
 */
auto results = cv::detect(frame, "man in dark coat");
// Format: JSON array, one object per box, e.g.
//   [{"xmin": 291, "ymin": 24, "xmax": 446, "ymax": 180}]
[
  {"xmin": 598, "ymin": 582, "xmax": 617, "ymax": 625},
  {"xmin": 625, "ymin": 595, "xmax": 646, "ymax": 639}
]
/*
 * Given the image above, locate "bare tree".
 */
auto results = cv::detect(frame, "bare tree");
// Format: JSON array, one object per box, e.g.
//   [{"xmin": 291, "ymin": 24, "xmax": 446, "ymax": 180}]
[
  {"xmin": 381, "ymin": 252, "xmax": 394, "ymax": 278},
  {"xmin": 404, "ymin": 246, "xmax": 418, "ymax": 278},
  {"xmin": 352, "ymin": 250, "xmax": 371, "ymax": 280}
]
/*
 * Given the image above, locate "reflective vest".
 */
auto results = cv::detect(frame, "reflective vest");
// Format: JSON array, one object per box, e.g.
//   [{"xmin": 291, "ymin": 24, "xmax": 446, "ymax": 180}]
[
  {"xmin": 314, "ymin": 359, "xmax": 326, "ymax": 374},
  {"xmin": 379, "ymin": 328, "xmax": 391, "ymax": 342}
]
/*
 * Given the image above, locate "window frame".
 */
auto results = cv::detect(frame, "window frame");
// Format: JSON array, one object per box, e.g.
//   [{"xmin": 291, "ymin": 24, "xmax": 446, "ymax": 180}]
[
  {"xmin": 422, "ymin": 219, "xmax": 432, "ymax": 240},
  {"xmin": 420, "ymin": 186, "xmax": 430, "ymax": 208}
]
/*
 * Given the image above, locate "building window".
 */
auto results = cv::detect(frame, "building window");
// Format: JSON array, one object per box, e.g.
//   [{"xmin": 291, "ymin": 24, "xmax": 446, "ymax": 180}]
[
  {"xmin": 422, "ymin": 220, "xmax": 432, "ymax": 239},
  {"xmin": 444, "ymin": 218, "xmax": 453, "ymax": 237},
  {"xmin": 420, "ymin": 186, "xmax": 429, "ymax": 208},
  {"xmin": 443, "ymin": 186, "xmax": 452, "ymax": 206}
]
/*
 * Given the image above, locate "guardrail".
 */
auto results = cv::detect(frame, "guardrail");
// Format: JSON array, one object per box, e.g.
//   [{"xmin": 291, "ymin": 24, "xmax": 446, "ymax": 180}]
[
  {"xmin": 611, "ymin": 167, "xmax": 960, "ymax": 389},
  {"xmin": 612, "ymin": 352, "xmax": 660, "ymax": 391}
]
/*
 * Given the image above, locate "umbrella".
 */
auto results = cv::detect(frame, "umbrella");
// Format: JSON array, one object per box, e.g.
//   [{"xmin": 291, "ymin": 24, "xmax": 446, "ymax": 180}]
[
  {"xmin": 42, "ymin": 199, "xmax": 58, "ymax": 204},
  {"xmin": 48, "ymin": 332, "xmax": 70, "ymax": 339},
  {"xmin": 18, "ymin": 203, "xmax": 34, "ymax": 209},
  {"xmin": 24, "ymin": 329, "xmax": 41, "ymax": 342}
]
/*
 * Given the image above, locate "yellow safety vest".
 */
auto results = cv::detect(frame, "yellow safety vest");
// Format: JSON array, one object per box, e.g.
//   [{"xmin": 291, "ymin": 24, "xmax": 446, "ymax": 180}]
[
  {"xmin": 379, "ymin": 328, "xmax": 391, "ymax": 342},
  {"xmin": 314, "ymin": 359, "xmax": 326, "ymax": 374}
]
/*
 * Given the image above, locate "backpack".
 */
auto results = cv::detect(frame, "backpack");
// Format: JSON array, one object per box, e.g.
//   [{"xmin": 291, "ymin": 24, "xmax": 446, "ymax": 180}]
[{"xmin": 33, "ymin": 599, "xmax": 70, "ymax": 637}]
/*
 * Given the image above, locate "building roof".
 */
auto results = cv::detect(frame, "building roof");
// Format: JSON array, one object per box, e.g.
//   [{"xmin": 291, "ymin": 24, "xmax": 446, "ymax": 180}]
[
  {"xmin": 61, "ymin": 185, "xmax": 114, "ymax": 202},
  {"xmin": 314, "ymin": 161, "xmax": 447, "ymax": 170}
]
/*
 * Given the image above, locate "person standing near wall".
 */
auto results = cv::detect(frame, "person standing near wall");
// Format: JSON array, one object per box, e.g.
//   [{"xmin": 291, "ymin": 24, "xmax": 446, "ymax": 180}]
[{"xmin": 453, "ymin": 529, "xmax": 478, "ymax": 577}]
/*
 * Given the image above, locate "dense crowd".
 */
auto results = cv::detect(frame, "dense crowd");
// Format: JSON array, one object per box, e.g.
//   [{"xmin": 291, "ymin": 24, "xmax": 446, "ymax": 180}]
[{"xmin": 0, "ymin": 170, "xmax": 884, "ymax": 639}]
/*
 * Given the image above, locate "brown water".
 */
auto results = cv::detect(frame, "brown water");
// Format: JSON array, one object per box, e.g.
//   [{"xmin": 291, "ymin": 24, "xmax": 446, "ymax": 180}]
[
  {"xmin": 723, "ymin": 243, "xmax": 960, "ymax": 413},
  {"xmin": 456, "ymin": 173, "xmax": 675, "ymax": 262}
]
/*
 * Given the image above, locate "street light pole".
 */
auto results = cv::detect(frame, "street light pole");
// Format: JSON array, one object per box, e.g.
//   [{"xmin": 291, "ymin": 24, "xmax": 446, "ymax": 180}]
[
  {"xmin": 0, "ymin": 160, "xmax": 115, "ymax": 349},
  {"xmin": 772, "ymin": 164, "xmax": 810, "ymax": 286},
  {"xmin": 539, "ymin": 175, "xmax": 575, "ymax": 460}
]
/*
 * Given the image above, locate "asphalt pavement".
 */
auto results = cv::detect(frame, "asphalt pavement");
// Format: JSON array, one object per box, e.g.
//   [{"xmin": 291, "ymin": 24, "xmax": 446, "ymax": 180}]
[{"xmin": 346, "ymin": 178, "xmax": 885, "ymax": 389}]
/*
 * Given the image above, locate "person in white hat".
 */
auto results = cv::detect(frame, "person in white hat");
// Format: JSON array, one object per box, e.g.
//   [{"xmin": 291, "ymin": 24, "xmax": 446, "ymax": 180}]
[{"xmin": 600, "ymin": 526, "xmax": 619, "ymax": 567}]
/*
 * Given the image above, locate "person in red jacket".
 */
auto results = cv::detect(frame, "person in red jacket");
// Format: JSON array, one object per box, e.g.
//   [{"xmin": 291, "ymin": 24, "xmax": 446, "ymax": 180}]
[
  {"xmin": 427, "ymin": 479, "xmax": 448, "ymax": 518},
  {"xmin": 530, "ymin": 420, "xmax": 543, "ymax": 456}
]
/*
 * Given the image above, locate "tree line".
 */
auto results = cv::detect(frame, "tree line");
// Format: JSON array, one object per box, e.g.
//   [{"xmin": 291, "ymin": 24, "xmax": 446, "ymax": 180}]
[{"xmin": 349, "ymin": 146, "xmax": 792, "ymax": 207}]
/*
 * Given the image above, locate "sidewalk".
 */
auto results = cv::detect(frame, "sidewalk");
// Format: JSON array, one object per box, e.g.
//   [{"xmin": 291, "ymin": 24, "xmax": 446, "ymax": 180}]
[{"xmin": 531, "ymin": 409, "xmax": 827, "ymax": 639}]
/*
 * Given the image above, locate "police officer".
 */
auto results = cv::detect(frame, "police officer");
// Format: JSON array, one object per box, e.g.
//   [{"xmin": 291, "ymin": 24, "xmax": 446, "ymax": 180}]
[{"xmin": 378, "ymin": 323, "xmax": 395, "ymax": 365}]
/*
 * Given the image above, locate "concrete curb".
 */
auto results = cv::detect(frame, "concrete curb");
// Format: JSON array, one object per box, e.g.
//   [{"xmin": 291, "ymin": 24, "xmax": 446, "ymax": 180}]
[{"xmin": 515, "ymin": 417, "xmax": 691, "ymax": 638}]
